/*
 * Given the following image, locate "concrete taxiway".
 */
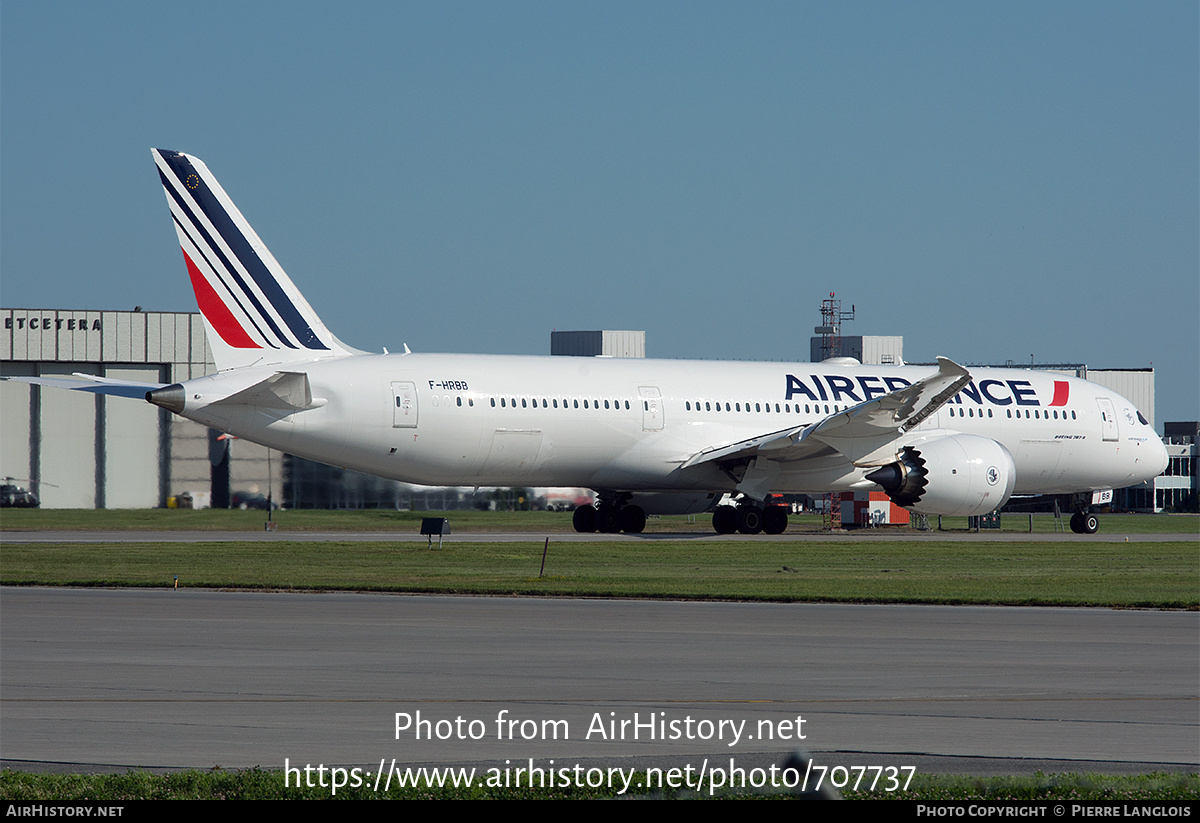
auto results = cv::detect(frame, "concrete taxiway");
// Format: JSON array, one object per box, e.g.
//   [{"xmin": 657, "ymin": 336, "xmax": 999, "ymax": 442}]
[
  {"xmin": 1, "ymin": 529, "xmax": 1188, "ymax": 543},
  {"xmin": 1, "ymin": 587, "xmax": 1195, "ymax": 775}
]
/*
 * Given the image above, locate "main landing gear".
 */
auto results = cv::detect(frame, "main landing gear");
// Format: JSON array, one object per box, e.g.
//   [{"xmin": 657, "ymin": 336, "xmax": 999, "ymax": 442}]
[
  {"xmin": 573, "ymin": 496, "xmax": 790, "ymax": 535},
  {"xmin": 573, "ymin": 500, "xmax": 646, "ymax": 534},
  {"xmin": 711, "ymin": 502, "xmax": 789, "ymax": 535}
]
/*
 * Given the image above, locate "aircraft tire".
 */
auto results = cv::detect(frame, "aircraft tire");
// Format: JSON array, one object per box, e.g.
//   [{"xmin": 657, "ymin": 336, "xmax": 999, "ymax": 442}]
[
  {"xmin": 596, "ymin": 503, "xmax": 621, "ymax": 533},
  {"xmin": 1081, "ymin": 513, "xmax": 1099, "ymax": 534},
  {"xmin": 1069, "ymin": 512, "xmax": 1083, "ymax": 533},
  {"xmin": 619, "ymin": 505, "xmax": 646, "ymax": 534},
  {"xmin": 762, "ymin": 505, "xmax": 788, "ymax": 535},
  {"xmin": 573, "ymin": 504, "xmax": 597, "ymax": 533},
  {"xmin": 737, "ymin": 506, "xmax": 764, "ymax": 535},
  {"xmin": 712, "ymin": 506, "xmax": 738, "ymax": 534}
]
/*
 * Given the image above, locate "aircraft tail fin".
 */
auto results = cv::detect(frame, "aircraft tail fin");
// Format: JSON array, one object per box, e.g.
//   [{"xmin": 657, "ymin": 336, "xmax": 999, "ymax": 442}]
[{"xmin": 152, "ymin": 149, "xmax": 360, "ymax": 372}]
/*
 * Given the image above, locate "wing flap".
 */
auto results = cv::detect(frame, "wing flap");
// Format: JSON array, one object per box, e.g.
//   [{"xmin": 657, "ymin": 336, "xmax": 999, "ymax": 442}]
[{"xmin": 677, "ymin": 424, "xmax": 811, "ymax": 470}]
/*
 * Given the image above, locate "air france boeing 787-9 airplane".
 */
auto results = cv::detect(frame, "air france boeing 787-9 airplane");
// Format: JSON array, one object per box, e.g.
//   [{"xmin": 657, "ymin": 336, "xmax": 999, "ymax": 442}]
[{"xmin": 10, "ymin": 150, "xmax": 1169, "ymax": 535}]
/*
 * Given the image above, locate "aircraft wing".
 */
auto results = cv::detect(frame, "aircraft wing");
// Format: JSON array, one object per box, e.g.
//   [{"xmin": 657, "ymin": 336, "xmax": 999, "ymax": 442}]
[
  {"xmin": 679, "ymin": 357, "xmax": 972, "ymax": 484},
  {"xmin": 0, "ymin": 373, "xmax": 167, "ymax": 400},
  {"xmin": 801, "ymin": 356, "xmax": 970, "ymax": 465}
]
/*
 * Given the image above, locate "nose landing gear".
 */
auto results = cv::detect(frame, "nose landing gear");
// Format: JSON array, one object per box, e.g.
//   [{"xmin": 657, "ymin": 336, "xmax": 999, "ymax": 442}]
[{"xmin": 1069, "ymin": 510, "xmax": 1099, "ymax": 534}]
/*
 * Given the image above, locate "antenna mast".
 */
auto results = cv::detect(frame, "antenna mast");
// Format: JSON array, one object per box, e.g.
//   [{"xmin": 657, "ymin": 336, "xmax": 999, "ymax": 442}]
[{"xmin": 815, "ymin": 292, "xmax": 855, "ymax": 361}]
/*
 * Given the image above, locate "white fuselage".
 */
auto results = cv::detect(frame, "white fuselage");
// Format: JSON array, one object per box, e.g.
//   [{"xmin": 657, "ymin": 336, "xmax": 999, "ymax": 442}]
[{"xmin": 172, "ymin": 353, "xmax": 1168, "ymax": 498}]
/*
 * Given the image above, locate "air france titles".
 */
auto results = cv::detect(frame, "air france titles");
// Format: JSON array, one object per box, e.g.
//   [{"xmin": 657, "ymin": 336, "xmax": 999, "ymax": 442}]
[
  {"xmin": 784, "ymin": 373, "xmax": 1064, "ymax": 408},
  {"xmin": 586, "ymin": 712, "xmax": 806, "ymax": 748}
]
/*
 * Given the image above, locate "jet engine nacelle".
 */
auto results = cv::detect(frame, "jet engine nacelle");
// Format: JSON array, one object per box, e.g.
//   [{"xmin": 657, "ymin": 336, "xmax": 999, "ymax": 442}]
[{"xmin": 866, "ymin": 434, "xmax": 1016, "ymax": 517}]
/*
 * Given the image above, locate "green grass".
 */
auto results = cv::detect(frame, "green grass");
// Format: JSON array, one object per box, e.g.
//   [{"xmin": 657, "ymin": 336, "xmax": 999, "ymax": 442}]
[
  {"xmin": 3, "ymin": 538, "xmax": 1196, "ymax": 607},
  {"xmin": 1, "ymin": 768, "xmax": 1195, "ymax": 801},
  {"xmin": 2, "ymin": 507, "xmax": 1196, "ymax": 534}
]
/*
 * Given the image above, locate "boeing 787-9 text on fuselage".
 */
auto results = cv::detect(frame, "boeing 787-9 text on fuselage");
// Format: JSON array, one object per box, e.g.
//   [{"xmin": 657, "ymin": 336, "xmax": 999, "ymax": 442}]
[{"xmin": 9, "ymin": 150, "xmax": 1169, "ymax": 535}]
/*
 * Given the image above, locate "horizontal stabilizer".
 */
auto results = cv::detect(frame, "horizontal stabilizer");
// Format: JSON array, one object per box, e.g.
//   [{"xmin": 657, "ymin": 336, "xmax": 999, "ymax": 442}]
[{"xmin": 0, "ymin": 374, "xmax": 167, "ymax": 400}]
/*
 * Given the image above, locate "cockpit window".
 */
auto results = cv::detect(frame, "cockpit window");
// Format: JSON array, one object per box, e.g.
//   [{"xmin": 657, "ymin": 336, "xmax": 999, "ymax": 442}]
[{"xmin": 1137, "ymin": 411, "xmax": 1148, "ymax": 426}]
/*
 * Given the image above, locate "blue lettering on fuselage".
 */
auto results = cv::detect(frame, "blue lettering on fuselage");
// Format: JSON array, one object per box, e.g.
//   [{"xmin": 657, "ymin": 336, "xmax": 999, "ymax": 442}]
[
  {"xmin": 785, "ymin": 373, "xmax": 913, "ymax": 402},
  {"xmin": 785, "ymin": 374, "xmax": 819, "ymax": 402},
  {"xmin": 824, "ymin": 375, "xmax": 860, "ymax": 403},
  {"xmin": 979, "ymin": 379, "xmax": 1011, "ymax": 405},
  {"xmin": 957, "ymin": 382, "xmax": 982, "ymax": 404},
  {"xmin": 947, "ymin": 379, "xmax": 1039, "ymax": 406},
  {"xmin": 785, "ymin": 375, "xmax": 1042, "ymax": 406},
  {"xmin": 783, "ymin": 374, "xmax": 833, "ymax": 401},
  {"xmin": 1008, "ymin": 380, "xmax": 1039, "ymax": 406},
  {"xmin": 856, "ymin": 375, "xmax": 887, "ymax": 400}
]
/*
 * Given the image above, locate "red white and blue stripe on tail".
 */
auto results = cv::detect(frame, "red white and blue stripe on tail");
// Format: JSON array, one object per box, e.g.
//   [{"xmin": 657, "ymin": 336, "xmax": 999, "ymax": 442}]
[{"xmin": 153, "ymin": 149, "xmax": 354, "ymax": 371}]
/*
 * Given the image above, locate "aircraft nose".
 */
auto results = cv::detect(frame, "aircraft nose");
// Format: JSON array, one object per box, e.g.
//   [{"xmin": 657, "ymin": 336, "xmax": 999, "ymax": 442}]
[{"xmin": 1152, "ymin": 436, "xmax": 1170, "ymax": 477}]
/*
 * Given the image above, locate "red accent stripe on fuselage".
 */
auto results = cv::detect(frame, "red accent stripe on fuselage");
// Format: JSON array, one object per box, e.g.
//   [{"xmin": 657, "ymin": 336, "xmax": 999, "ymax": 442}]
[{"xmin": 1049, "ymin": 380, "xmax": 1070, "ymax": 406}]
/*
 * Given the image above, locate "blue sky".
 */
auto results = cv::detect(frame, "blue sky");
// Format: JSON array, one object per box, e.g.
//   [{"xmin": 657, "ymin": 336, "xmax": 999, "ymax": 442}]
[{"xmin": 2, "ymin": 1, "xmax": 1196, "ymax": 425}]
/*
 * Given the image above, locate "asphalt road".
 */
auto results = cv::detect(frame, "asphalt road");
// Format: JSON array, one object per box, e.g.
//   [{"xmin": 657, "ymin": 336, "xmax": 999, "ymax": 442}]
[{"xmin": 2, "ymin": 587, "xmax": 1195, "ymax": 778}]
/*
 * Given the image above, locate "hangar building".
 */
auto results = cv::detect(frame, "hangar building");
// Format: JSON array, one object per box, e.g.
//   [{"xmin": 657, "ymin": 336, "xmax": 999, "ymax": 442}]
[{"xmin": 0, "ymin": 307, "xmax": 278, "ymax": 509}]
